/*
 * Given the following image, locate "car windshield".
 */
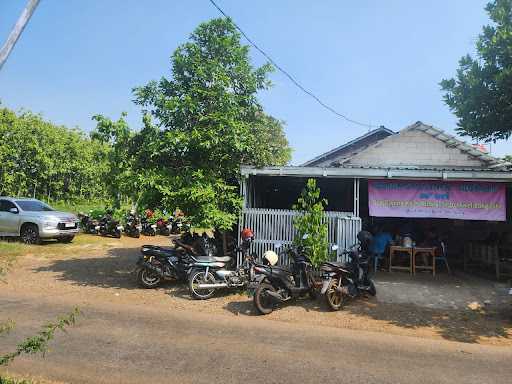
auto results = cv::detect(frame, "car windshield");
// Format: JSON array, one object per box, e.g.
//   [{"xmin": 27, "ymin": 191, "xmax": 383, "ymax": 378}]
[{"xmin": 15, "ymin": 200, "xmax": 55, "ymax": 212}]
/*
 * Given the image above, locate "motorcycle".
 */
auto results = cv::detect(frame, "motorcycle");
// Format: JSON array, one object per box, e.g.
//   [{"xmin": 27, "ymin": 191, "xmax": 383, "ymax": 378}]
[
  {"xmin": 141, "ymin": 216, "xmax": 156, "ymax": 236},
  {"xmin": 251, "ymin": 236, "xmax": 317, "ymax": 315},
  {"xmin": 78, "ymin": 212, "xmax": 98, "ymax": 234},
  {"xmin": 320, "ymin": 231, "xmax": 377, "ymax": 311},
  {"xmin": 124, "ymin": 213, "xmax": 141, "ymax": 238},
  {"xmin": 187, "ymin": 229, "xmax": 256, "ymax": 300},
  {"xmin": 136, "ymin": 232, "xmax": 216, "ymax": 288},
  {"xmin": 96, "ymin": 213, "xmax": 123, "ymax": 238},
  {"xmin": 155, "ymin": 217, "xmax": 172, "ymax": 236}
]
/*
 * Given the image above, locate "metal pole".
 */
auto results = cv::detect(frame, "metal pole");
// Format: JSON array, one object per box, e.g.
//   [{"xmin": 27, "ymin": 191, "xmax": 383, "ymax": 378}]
[{"xmin": 0, "ymin": 0, "xmax": 41, "ymax": 71}]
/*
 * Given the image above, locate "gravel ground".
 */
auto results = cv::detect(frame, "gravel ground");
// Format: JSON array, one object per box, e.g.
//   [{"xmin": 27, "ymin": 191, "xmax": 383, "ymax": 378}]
[{"xmin": 1, "ymin": 234, "xmax": 511, "ymax": 346}]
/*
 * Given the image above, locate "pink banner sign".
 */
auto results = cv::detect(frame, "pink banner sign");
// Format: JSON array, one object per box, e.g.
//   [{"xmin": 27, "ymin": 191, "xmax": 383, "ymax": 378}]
[{"xmin": 368, "ymin": 180, "xmax": 506, "ymax": 221}]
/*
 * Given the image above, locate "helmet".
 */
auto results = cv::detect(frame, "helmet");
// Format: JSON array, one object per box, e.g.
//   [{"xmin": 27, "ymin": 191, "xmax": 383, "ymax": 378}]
[
  {"xmin": 106, "ymin": 208, "xmax": 113, "ymax": 215},
  {"xmin": 263, "ymin": 250, "xmax": 278, "ymax": 266},
  {"xmin": 240, "ymin": 228, "xmax": 254, "ymax": 241},
  {"xmin": 357, "ymin": 230, "xmax": 373, "ymax": 252}
]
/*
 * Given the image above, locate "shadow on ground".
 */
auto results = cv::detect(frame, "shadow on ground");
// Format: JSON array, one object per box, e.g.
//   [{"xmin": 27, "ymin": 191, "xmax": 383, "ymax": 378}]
[
  {"xmin": 33, "ymin": 247, "xmax": 148, "ymax": 290},
  {"xmin": 344, "ymin": 298, "xmax": 512, "ymax": 344}
]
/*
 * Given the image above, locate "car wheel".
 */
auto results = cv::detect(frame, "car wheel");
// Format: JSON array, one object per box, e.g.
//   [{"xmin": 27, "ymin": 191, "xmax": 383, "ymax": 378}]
[{"xmin": 21, "ymin": 224, "xmax": 41, "ymax": 245}]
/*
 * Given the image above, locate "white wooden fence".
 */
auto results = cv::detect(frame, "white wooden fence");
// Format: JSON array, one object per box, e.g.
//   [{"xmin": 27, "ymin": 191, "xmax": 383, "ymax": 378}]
[{"xmin": 238, "ymin": 208, "xmax": 362, "ymax": 266}]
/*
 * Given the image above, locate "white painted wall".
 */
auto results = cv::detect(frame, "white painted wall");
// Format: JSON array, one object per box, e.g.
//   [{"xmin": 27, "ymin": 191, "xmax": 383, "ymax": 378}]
[{"xmin": 345, "ymin": 129, "xmax": 485, "ymax": 168}]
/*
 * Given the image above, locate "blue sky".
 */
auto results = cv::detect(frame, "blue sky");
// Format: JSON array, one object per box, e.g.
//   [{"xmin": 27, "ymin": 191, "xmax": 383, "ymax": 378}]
[{"xmin": 1, "ymin": 0, "xmax": 510, "ymax": 163}]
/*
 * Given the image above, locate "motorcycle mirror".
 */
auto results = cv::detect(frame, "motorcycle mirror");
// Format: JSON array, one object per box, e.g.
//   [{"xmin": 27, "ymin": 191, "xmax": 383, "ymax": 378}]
[
  {"xmin": 331, "ymin": 244, "xmax": 339, "ymax": 251},
  {"xmin": 302, "ymin": 233, "xmax": 309, "ymax": 240}
]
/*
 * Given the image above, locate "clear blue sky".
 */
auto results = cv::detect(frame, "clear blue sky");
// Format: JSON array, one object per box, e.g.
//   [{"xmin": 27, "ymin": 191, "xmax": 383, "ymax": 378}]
[{"xmin": 1, "ymin": 0, "xmax": 510, "ymax": 163}]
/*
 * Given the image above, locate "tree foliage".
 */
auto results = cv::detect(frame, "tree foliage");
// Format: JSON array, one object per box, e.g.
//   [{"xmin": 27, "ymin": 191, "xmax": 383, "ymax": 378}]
[
  {"xmin": 129, "ymin": 17, "xmax": 291, "ymax": 229},
  {"xmin": 292, "ymin": 179, "xmax": 329, "ymax": 267},
  {"xmin": 0, "ymin": 106, "xmax": 109, "ymax": 201},
  {"xmin": 441, "ymin": 0, "xmax": 512, "ymax": 142},
  {"xmin": 0, "ymin": 308, "xmax": 80, "ymax": 367}
]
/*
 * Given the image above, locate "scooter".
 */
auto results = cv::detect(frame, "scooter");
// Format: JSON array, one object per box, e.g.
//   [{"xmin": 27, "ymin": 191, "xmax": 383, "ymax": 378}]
[
  {"xmin": 141, "ymin": 216, "xmax": 156, "ymax": 236},
  {"xmin": 78, "ymin": 212, "xmax": 98, "ymax": 234},
  {"xmin": 320, "ymin": 231, "xmax": 377, "ymax": 311},
  {"xmin": 187, "ymin": 229, "xmax": 256, "ymax": 300},
  {"xmin": 136, "ymin": 238, "xmax": 196, "ymax": 288},
  {"xmin": 251, "ymin": 236, "xmax": 317, "ymax": 315},
  {"xmin": 124, "ymin": 213, "xmax": 142, "ymax": 238},
  {"xmin": 136, "ymin": 233, "xmax": 217, "ymax": 288},
  {"xmin": 155, "ymin": 217, "xmax": 172, "ymax": 236},
  {"xmin": 96, "ymin": 213, "xmax": 123, "ymax": 238}
]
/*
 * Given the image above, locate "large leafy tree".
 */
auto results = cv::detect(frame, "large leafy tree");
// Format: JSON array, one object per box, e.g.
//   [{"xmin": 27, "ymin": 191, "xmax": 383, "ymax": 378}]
[
  {"xmin": 441, "ymin": 0, "xmax": 512, "ymax": 142},
  {"xmin": 131, "ymin": 18, "xmax": 291, "ymax": 229}
]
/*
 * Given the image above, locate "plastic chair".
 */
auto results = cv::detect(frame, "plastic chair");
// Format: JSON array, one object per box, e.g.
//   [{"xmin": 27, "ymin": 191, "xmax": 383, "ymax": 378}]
[
  {"xmin": 373, "ymin": 252, "xmax": 385, "ymax": 273},
  {"xmin": 436, "ymin": 241, "xmax": 452, "ymax": 274}
]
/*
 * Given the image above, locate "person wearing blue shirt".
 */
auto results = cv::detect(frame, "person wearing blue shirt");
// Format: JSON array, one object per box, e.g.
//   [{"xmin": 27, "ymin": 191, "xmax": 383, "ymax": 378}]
[{"xmin": 370, "ymin": 226, "xmax": 393, "ymax": 272}]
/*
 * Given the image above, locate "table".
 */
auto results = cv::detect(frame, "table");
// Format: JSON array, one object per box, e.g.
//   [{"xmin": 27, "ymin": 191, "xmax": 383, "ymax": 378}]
[
  {"xmin": 413, "ymin": 247, "xmax": 436, "ymax": 276},
  {"xmin": 389, "ymin": 246, "xmax": 413, "ymax": 275},
  {"xmin": 389, "ymin": 246, "xmax": 437, "ymax": 275}
]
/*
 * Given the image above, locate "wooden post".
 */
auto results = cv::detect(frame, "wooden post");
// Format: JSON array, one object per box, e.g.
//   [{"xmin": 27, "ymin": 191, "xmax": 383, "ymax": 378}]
[{"xmin": 0, "ymin": 0, "xmax": 41, "ymax": 71}]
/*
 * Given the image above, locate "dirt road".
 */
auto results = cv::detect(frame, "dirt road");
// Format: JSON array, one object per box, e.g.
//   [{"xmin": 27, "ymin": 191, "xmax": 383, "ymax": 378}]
[
  {"xmin": 1, "ymin": 235, "xmax": 511, "ymax": 383},
  {"xmin": 2, "ymin": 293, "xmax": 512, "ymax": 384}
]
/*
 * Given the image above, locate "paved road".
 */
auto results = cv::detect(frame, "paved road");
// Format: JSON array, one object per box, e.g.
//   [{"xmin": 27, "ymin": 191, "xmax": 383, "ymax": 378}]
[{"xmin": 1, "ymin": 294, "xmax": 511, "ymax": 384}]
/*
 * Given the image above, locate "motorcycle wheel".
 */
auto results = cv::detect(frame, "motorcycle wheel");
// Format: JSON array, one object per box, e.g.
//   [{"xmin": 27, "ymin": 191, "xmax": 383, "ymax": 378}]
[
  {"xmin": 114, "ymin": 231, "xmax": 121, "ymax": 239},
  {"xmin": 308, "ymin": 275, "xmax": 317, "ymax": 300},
  {"xmin": 189, "ymin": 270, "xmax": 216, "ymax": 300},
  {"xmin": 137, "ymin": 268, "xmax": 161, "ymax": 289},
  {"xmin": 368, "ymin": 279, "xmax": 377, "ymax": 296},
  {"xmin": 134, "ymin": 229, "xmax": 140, "ymax": 239},
  {"xmin": 253, "ymin": 282, "xmax": 276, "ymax": 315},
  {"xmin": 325, "ymin": 279, "xmax": 345, "ymax": 311}
]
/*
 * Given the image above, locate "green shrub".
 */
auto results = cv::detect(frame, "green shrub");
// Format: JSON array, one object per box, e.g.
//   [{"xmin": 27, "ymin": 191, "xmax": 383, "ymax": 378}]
[{"xmin": 292, "ymin": 179, "xmax": 329, "ymax": 267}]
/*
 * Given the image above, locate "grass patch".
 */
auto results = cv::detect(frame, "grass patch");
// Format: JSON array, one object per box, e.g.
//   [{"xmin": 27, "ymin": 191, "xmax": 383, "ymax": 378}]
[
  {"xmin": 0, "ymin": 376, "xmax": 34, "ymax": 384},
  {"xmin": 0, "ymin": 234, "xmax": 115, "ymax": 275}
]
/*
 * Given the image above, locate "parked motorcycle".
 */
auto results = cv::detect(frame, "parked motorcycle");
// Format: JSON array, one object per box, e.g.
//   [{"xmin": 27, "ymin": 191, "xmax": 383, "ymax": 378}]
[
  {"xmin": 155, "ymin": 217, "xmax": 172, "ymax": 236},
  {"xmin": 141, "ymin": 216, "xmax": 156, "ymax": 236},
  {"xmin": 136, "ymin": 232, "xmax": 216, "ymax": 288},
  {"xmin": 320, "ymin": 230, "xmax": 376, "ymax": 311},
  {"xmin": 251, "ymin": 235, "xmax": 317, "ymax": 315},
  {"xmin": 187, "ymin": 228, "xmax": 256, "ymax": 300},
  {"xmin": 124, "ymin": 212, "xmax": 141, "ymax": 238},
  {"xmin": 78, "ymin": 211, "xmax": 98, "ymax": 234},
  {"xmin": 96, "ymin": 210, "xmax": 123, "ymax": 238}
]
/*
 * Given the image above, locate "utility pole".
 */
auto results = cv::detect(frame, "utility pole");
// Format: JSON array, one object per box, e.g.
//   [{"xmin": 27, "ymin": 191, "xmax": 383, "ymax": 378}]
[{"xmin": 0, "ymin": 0, "xmax": 41, "ymax": 71}]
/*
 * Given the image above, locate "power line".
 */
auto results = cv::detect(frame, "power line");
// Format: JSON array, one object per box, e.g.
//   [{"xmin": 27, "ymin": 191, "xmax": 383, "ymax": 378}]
[{"xmin": 208, "ymin": 0, "xmax": 375, "ymax": 129}]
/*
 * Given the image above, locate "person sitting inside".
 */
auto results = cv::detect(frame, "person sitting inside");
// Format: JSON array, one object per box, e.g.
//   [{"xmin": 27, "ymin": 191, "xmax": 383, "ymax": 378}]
[{"xmin": 370, "ymin": 225, "xmax": 393, "ymax": 271}]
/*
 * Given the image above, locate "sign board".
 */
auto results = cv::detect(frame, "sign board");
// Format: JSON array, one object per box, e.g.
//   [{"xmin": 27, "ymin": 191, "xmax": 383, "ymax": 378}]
[{"xmin": 368, "ymin": 179, "xmax": 506, "ymax": 221}]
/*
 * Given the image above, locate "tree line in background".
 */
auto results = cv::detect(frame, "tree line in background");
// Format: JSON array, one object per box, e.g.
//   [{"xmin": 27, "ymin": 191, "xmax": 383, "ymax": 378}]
[
  {"xmin": 0, "ymin": 106, "xmax": 110, "ymax": 201},
  {"xmin": 0, "ymin": 18, "xmax": 292, "ymax": 231}
]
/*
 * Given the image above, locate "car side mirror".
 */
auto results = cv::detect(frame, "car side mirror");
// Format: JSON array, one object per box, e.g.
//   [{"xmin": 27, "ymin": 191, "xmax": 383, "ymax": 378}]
[{"xmin": 9, "ymin": 207, "xmax": 19, "ymax": 214}]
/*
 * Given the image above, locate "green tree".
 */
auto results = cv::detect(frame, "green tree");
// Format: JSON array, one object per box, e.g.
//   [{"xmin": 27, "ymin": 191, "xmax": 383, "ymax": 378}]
[
  {"xmin": 132, "ymin": 18, "xmax": 291, "ymax": 229},
  {"xmin": 292, "ymin": 179, "xmax": 329, "ymax": 267},
  {"xmin": 441, "ymin": 0, "xmax": 512, "ymax": 142},
  {"xmin": 90, "ymin": 113, "xmax": 135, "ymax": 207},
  {"xmin": 0, "ymin": 106, "xmax": 109, "ymax": 201}
]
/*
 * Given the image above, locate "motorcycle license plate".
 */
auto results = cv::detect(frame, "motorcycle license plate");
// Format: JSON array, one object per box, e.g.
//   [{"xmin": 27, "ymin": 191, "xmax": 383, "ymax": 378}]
[{"xmin": 65, "ymin": 223, "xmax": 75, "ymax": 228}]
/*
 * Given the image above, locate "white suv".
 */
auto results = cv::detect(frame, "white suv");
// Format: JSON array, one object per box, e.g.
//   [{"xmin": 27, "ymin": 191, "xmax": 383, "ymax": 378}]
[{"xmin": 0, "ymin": 197, "xmax": 79, "ymax": 244}]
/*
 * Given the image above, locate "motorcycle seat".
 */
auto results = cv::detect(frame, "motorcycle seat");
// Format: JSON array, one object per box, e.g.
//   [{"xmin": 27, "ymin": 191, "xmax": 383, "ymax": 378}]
[{"xmin": 321, "ymin": 261, "xmax": 350, "ymax": 272}]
